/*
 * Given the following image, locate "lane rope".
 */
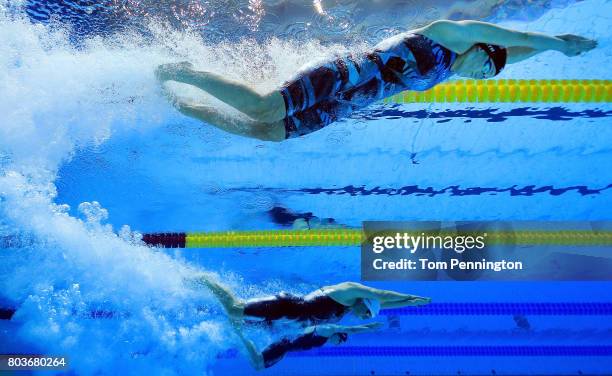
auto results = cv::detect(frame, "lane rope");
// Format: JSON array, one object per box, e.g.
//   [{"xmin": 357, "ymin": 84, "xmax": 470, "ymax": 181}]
[
  {"xmin": 382, "ymin": 79, "xmax": 611, "ymax": 103},
  {"xmin": 3, "ymin": 302, "xmax": 610, "ymax": 321},
  {"xmin": 140, "ymin": 229, "xmax": 612, "ymax": 248}
]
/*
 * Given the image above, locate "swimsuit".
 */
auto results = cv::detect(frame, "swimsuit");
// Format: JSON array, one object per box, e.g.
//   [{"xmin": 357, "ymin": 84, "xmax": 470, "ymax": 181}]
[
  {"xmin": 261, "ymin": 330, "xmax": 330, "ymax": 368},
  {"xmin": 243, "ymin": 290, "xmax": 348, "ymax": 324},
  {"xmin": 280, "ymin": 33, "xmax": 457, "ymax": 138}
]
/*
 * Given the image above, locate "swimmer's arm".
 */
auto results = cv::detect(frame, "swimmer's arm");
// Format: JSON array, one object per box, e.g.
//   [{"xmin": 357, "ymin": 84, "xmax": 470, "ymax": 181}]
[
  {"xmin": 342, "ymin": 283, "xmax": 431, "ymax": 306},
  {"xmin": 424, "ymin": 20, "xmax": 564, "ymax": 51},
  {"xmin": 314, "ymin": 323, "xmax": 384, "ymax": 336},
  {"xmin": 424, "ymin": 20, "xmax": 596, "ymax": 56},
  {"xmin": 506, "ymin": 47, "xmax": 541, "ymax": 64},
  {"xmin": 340, "ymin": 322, "xmax": 384, "ymax": 333},
  {"xmin": 376, "ymin": 292, "xmax": 431, "ymax": 308}
]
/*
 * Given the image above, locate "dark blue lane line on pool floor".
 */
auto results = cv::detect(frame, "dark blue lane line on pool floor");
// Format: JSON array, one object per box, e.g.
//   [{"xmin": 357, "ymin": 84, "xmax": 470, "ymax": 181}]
[
  {"xmin": 286, "ymin": 345, "xmax": 612, "ymax": 357},
  {"xmin": 233, "ymin": 184, "xmax": 612, "ymax": 197},
  {"xmin": 216, "ymin": 346, "xmax": 612, "ymax": 358},
  {"xmin": 295, "ymin": 184, "xmax": 612, "ymax": 197},
  {"xmin": 382, "ymin": 303, "xmax": 612, "ymax": 316},
  {"xmin": 359, "ymin": 105, "xmax": 612, "ymax": 123},
  {"xmin": 3, "ymin": 303, "xmax": 612, "ymax": 321}
]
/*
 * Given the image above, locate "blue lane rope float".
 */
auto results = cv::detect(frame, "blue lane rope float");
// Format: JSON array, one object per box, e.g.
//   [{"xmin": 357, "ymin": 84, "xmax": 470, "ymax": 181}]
[{"xmin": 2, "ymin": 303, "xmax": 612, "ymax": 321}]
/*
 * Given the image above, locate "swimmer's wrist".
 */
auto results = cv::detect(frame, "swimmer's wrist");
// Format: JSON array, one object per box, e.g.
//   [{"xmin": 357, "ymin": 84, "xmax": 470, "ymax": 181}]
[
  {"xmin": 524, "ymin": 32, "xmax": 566, "ymax": 53},
  {"xmin": 549, "ymin": 36, "xmax": 570, "ymax": 53},
  {"xmin": 554, "ymin": 39, "xmax": 569, "ymax": 53}
]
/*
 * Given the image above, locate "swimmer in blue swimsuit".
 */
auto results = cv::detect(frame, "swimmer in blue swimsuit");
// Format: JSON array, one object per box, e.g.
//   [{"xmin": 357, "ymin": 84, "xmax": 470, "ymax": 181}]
[{"xmin": 156, "ymin": 20, "xmax": 596, "ymax": 141}]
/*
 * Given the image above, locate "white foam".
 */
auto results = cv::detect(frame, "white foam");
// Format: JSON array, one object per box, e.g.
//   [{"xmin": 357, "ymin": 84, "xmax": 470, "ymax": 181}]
[
  {"xmin": 0, "ymin": 3, "xmax": 357, "ymax": 371},
  {"xmin": 0, "ymin": 10, "xmax": 252, "ymax": 375},
  {"xmin": 0, "ymin": 0, "xmax": 609, "ymax": 373}
]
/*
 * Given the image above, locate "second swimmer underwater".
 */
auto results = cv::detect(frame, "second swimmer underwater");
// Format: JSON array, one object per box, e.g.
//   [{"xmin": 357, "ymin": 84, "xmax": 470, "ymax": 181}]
[{"xmin": 197, "ymin": 277, "xmax": 429, "ymax": 370}]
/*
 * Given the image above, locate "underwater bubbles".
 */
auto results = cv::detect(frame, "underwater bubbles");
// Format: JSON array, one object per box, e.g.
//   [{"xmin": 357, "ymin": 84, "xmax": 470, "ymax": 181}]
[
  {"xmin": 279, "ymin": 21, "xmax": 313, "ymax": 41},
  {"xmin": 312, "ymin": 7, "xmax": 355, "ymax": 36},
  {"xmin": 0, "ymin": 7, "xmax": 245, "ymax": 374},
  {"xmin": 363, "ymin": 25, "xmax": 408, "ymax": 44}
]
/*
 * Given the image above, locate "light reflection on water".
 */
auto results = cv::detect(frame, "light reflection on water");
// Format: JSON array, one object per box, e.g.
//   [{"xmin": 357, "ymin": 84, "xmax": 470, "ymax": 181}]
[{"xmin": 21, "ymin": 0, "xmax": 581, "ymax": 44}]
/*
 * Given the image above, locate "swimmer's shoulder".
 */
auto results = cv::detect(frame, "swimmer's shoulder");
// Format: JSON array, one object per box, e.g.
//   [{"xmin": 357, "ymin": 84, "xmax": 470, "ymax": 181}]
[
  {"xmin": 414, "ymin": 21, "xmax": 474, "ymax": 54},
  {"xmin": 321, "ymin": 282, "xmax": 369, "ymax": 305},
  {"xmin": 321, "ymin": 282, "xmax": 365, "ymax": 295}
]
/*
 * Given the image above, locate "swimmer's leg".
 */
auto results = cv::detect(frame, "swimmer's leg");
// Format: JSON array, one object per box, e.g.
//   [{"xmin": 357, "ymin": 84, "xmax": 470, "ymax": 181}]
[
  {"xmin": 174, "ymin": 99, "xmax": 285, "ymax": 141},
  {"xmin": 231, "ymin": 320, "xmax": 265, "ymax": 370},
  {"xmin": 156, "ymin": 62, "xmax": 286, "ymax": 123},
  {"xmin": 196, "ymin": 276, "xmax": 247, "ymax": 319}
]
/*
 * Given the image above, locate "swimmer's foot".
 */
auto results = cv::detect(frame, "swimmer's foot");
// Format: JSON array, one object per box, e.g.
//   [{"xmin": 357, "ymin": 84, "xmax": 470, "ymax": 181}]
[
  {"xmin": 155, "ymin": 61, "xmax": 194, "ymax": 82},
  {"xmin": 195, "ymin": 274, "xmax": 246, "ymax": 319}
]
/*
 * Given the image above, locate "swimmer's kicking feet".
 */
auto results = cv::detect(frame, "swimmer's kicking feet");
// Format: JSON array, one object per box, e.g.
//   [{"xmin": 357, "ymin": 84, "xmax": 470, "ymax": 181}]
[
  {"xmin": 232, "ymin": 321, "xmax": 383, "ymax": 369},
  {"xmin": 156, "ymin": 20, "xmax": 596, "ymax": 141},
  {"xmin": 196, "ymin": 278, "xmax": 430, "ymax": 324}
]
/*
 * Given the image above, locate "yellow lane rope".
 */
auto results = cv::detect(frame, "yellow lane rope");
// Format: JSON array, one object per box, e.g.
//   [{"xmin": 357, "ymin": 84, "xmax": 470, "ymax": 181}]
[
  {"xmin": 156, "ymin": 229, "xmax": 612, "ymax": 248},
  {"xmin": 383, "ymin": 79, "xmax": 611, "ymax": 103}
]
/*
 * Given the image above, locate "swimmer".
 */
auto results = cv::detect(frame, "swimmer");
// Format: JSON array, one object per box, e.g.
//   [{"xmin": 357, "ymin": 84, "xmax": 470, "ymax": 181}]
[
  {"xmin": 268, "ymin": 206, "xmax": 345, "ymax": 230},
  {"xmin": 196, "ymin": 278, "xmax": 430, "ymax": 324},
  {"xmin": 232, "ymin": 321, "xmax": 383, "ymax": 369},
  {"xmin": 156, "ymin": 20, "xmax": 596, "ymax": 141}
]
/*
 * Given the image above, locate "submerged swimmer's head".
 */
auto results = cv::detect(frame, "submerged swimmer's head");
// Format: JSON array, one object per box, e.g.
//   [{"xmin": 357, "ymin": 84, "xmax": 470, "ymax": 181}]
[
  {"xmin": 328, "ymin": 332, "xmax": 348, "ymax": 345},
  {"xmin": 454, "ymin": 43, "xmax": 507, "ymax": 79},
  {"xmin": 351, "ymin": 298, "xmax": 380, "ymax": 319}
]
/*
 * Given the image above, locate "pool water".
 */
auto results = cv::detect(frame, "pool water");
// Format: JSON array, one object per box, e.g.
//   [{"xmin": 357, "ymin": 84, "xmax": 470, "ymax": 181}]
[{"xmin": 0, "ymin": 0, "xmax": 611, "ymax": 375}]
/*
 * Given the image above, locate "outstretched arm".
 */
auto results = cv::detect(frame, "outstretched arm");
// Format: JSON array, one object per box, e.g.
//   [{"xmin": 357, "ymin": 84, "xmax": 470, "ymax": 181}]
[
  {"xmin": 422, "ymin": 20, "xmax": 597, "ymax": 57},
  {"xmin": 373, "ymin": 289, "xmax": 432, "ymax": 309},
  {"xmin": 505, "ymin": 47, "xmax": 541, "ymax": 64},
  {"xmin": 336, "ymin": 282, "xmax": 431, "ymax": 308},
  {"xmin": 314, "ymin": 322, "xmax": 384, "ymax": 337}
]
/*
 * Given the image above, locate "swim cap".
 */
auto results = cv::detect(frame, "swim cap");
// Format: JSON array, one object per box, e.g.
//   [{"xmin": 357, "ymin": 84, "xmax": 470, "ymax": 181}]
[
  {"xmin": 363, "ymin": 298, "xmax": 381, "ymax": 318},
  {"xmin": 476, "ymin": 43, "xmax": 507, "ymax": 76}
]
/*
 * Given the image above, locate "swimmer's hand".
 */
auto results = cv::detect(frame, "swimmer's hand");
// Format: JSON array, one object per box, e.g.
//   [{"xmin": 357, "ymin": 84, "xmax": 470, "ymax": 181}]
[
  {"xmin": 556, "ymin": 34, "xmax": 597, "ymax": 56},
  {"xmin": 361, "ymin": 322, "xmax": 384, "ymax": 330},
  {"xmin": 384, "ymin": 293, "xmax": 431, "ymax": 307},
  {"xmin": 408, "ymin": 295, "xmax": 432, "ymax": 306}
]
